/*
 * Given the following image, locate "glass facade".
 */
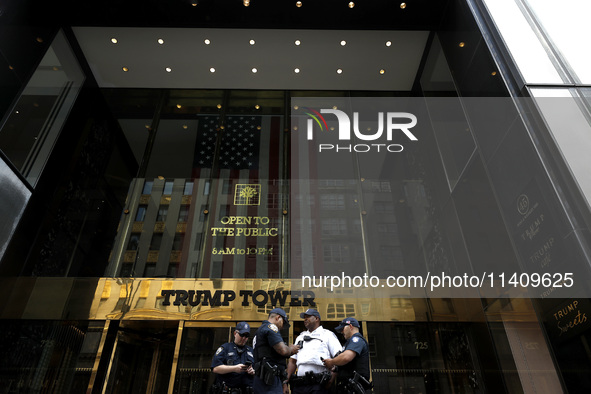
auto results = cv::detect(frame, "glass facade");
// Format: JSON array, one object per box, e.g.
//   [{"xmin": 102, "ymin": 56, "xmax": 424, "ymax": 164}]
[{"xmin": 0, "ymin": 0, "xmax": 590, "ymax": 392}]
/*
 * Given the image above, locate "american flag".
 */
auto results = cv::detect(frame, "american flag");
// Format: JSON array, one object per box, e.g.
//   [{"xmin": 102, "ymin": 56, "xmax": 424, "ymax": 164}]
[
  {"xmin": 183, "ymin": 115, "xmax": 284, "ymax": 279},
  {"xmin": 193, "ymin": 115, "xmax": 261, "ymax": 170}
]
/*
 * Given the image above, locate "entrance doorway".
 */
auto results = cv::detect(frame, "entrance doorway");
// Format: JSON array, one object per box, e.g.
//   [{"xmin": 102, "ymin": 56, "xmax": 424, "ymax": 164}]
[{"xmin": 103, "ymin": 321, "xmax": 177, "ymax": 394}]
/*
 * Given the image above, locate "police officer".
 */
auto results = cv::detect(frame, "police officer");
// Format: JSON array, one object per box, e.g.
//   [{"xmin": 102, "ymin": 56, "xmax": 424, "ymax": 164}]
[
  {"xmin": 253, "ymin": 308, "xmax": 300, "ymax": 393},
  {"xmin": 211, "ymin": 322, "xmax": 255, "ymax": 394},
  {"xmin": 322, "ymin": 317, "xmax": 372, "ymax": 393},
  {"xmin": 285, "ymin": 308, "xmax": 342, "ymax": 393}
]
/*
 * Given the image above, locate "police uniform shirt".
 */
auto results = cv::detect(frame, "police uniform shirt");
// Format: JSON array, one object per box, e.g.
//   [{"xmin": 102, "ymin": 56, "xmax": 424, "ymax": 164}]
[
  {"xmin": 253, "ymin": 320, "xmax": 285, "ymax": 365},
  {"xmin": 290, "ymin": 326, "xmax": 343, "ymax": 375},
  {"xmin": 340, "ymin": 332, "xmax": 370, "ymax": 380},
  {"xmin": 211, "ymin": 342, "xmax": 254, "ymax": 387}
]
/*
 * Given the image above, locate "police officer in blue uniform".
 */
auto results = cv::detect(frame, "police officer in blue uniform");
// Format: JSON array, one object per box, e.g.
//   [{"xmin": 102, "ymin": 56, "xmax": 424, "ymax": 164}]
[
  {"xmin": 253, "ymin": 308, "xmax": 300, "ymax": 393},
  {"xmin": 322, "ymin": 317, "xmax": 373, "ymax": 393},
  {"xmin": 211, "ymin": 322, "xmax": 255, "ymax": 394}
]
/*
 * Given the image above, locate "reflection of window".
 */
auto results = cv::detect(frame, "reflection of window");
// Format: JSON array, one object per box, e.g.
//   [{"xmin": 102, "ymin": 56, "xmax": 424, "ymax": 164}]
[
  {"xmin": 268, "ymin": 193, "xmax": 280, "ymax": 209},
  {"xmin": 163, "ymin": 181, "xmax": 174, "ymax": 194},
  {"xmin": 150, "ymin": 234, "xmax": 163, "ymax": 250},
  {"xmin": 318, "ymin": 179, "xmax": 345, "ymax": 187},
  {"xmin": 179, "ymin": 206, "xmax": 189, "ymax": 222},
  {"xmin": 167, "ymin": 264, "xmax": 178, "ymax": 278},
  {"xmin": 320, "ymin": 194, "xmax": 345, "ymax": 210},
  {"xmin": 377, "ymin": 223, "xmax": 397, "ymax": 233},
  {"xmin": 321, "ymin": 218, "xmax": 347, "ymax": 235},
  {"xmin": 157, "ymin": 206, "xmax": 168, "ymax": 222},
  {"xmin": 218, "ymin": 205, "xmax": 230, "ymax": 220},
  {"xmin": 374, "ymin": 202, "xmax": 395, "ymax": 214},
  {"xmin": 184, "ymin": 181, "xmax": 194, "ymax": 195},
  {"xmin": 127, "ymin": 233, "xmax": 140, "ymax": 250},
  {"xmin": 172, "ymin": 234, "xmax": 185, "ymax": 250},
  {"xmin": 323, "ymin": 244, "xmax": 349, "ymax": 264},
  {"xmin": 371, "ymin": 181, "xmax": 391, "ymax": 193},
  {"xmin": 120, "ymin": 263, "xmax": 133, "ymax": 277},
  {"xmin": 135, "ymin": 205, "xmax": 147, "ymax": 221},
  {"xmin": 143, "ymin": 181, "xmax": 153, "ymax": 194},
  {"xmin": 144, "ymin": 263, "xmax": 156, "ymax": 277},
  {"xmin": 326, "ymin": 303, "xmax": 355, "ymax": 319},
  {"xmin": 222, "ymin": 180, "xmax": 232, "ymax": 194}
]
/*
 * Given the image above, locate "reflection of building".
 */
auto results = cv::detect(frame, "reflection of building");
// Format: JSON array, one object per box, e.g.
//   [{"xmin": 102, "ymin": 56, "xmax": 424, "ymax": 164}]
[{"xmin": 1, "ymin": 0, "xmax": 591, "ymax": 392}]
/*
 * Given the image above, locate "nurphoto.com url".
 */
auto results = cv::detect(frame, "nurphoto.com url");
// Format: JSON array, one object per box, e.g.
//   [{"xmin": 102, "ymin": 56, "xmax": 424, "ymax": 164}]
[{"xmin": 302, "ymin": 272, "xmax": 574, "ymax": 292}]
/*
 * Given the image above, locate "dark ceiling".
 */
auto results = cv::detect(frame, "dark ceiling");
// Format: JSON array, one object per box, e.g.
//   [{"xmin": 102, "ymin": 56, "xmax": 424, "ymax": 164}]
[{"xmin": 12, "ymin": 0, "xmax": 449, "ymax": 31}]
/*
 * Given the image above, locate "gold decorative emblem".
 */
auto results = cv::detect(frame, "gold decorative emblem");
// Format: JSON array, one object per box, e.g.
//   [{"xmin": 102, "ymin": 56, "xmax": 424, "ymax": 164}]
[{"xmin": 234, "ymin": 184, "xmax": 261, "ymax": 206}]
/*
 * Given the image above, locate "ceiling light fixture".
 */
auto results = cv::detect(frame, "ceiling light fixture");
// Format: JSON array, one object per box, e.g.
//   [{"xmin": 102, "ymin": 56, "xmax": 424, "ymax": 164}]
[
  {"xmin": 204, "ymin": 39, "xmax": 211, "ymax": 45},
  {"xmin": 252, "ymin": 67, "xmax": 258, "ymax": 73},
  {"xmin": 386, "ymin": 41, "xmax": 392, "ymax": 47},
  {"xmin": 491, "ymin": 71, "xmax": 497, "ymax": 76},
  {"xmin": 122, "ymin": 67, "xmax": 129, "ymax": 72},
  {"xmin": 244, "ymin": 0, "xmax": 250, "ymax": 6},
  {"xmin": 177, "ymin": 104, "xmax": 182, "ymax": 109},
  {"xmin": 336, "ymin": 68, "xmax": 343, "ymax": 74},
  {"xmin": 111, "ymin": 38, "xmax": 118, "ymax": 44},
  {"xmin": 191, "ymin": 2, "xmax": 198, "ymax": 6},
  {"xmin": 296, "ymin": 1, "xmax": 302, "ymax": 7},
  {"xmin": 340, "ymin": 40, "xmax": 347, "ymax": 46},
  {"xmin": 459, "ymin": 42, "xmax": 465, "ymax": 47},
  {"xmin": 295, "ymin": 39, "xmax": 301, "ymax": 45},
  {"xmin": 349, "ymin": 2, "xmax": 355, "ymax": 8},
  {"xmin": 216, "ymin": 104, "xmax": 222, "ymax": 109},
  {"xmin": 255, "ymin": 105, "xmax": 260, "ymax": 109},
  {"xmin": 166, "ymin": 67, "xmax": 172, "ymax": 72},
  {"xmin": 183, "ymin": 125, "xmax": 188, "ymax": 129},
  {"xmin": 379, "ymin": 69, "xmax": 385, "ymax": 74},
  {"xmin": 294, "ymin": 68, "xmax": 300, "ymax": 73},
  {"xmin": 249, "ymin": 39, "xmax": 256, "ymax": 45},
  {"xmin": 158, "ymin": 38, "xmax": 164, "ymax": 44},
  {"xmin": 210, "ymin": 67, "xmax": 216, "ymax": 73},
  {"xmin": 400, "ymin": 3, "xmax": 407, "ymax": 9}
]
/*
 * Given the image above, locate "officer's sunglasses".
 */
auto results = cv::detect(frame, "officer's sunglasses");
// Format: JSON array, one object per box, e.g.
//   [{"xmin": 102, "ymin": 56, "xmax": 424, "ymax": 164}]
[{"xmin": 239, "ymin": 332, "xmax": 250, "ymax": 338}]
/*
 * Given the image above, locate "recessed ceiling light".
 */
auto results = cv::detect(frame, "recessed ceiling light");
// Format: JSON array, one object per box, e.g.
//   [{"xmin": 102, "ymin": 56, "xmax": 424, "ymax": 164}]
[
  {"xmin": 183, "ymin": 125, "xmax": 189, "ymax": 130},
  {"xmin": 122, "ymin": 67, "xmax": 129, "ymax": 72},
  {"xmin": 257, "ymin": 126, "xmax": 262, "ymax": 130},
  {"xmin": 348, "ymin": 2, "xmax": 355, "ymax": 8},
  {"xmin": 295, "ymin": 39, "xmax": 301, "ymax": 46},
  {"xmin": 459, "ymin": 42, "xmax": 465, "ymax": 47},
  {"xmin": 249, "ymin": 39, "xmax": 255, "ymax": 45},
  {"xmin": 158, "ymin": 38, "xmax": 164, "ymax": 44},
  {"xmin": 386, "ymin": 41, "xmax": 392, "ymax": 47},
  {"xmin": 191, "ymin": 1, "xmax": 197, "ymax": 6},
  {"xmin": 336, "ymin": 68, "xmax": 343, "ymax": 74},
  {"xmin": 252, "ymin": 68, "xmax": 258, "ymax": 73},
  {"xmin": 296, "ymin": 1, "xmax": 302, "ymax": 7},
  {"xmin": 379, "ymin": 69, "xmax": 385, "ymax": 74},
  {"xmin": 204, "ymin": 39, "xmax": 211, "ymax": 45},
  {"xmin": 36, "ymin": 37, "xmax": 43, "ymax": 43},
  {"xmin": 244, "ymin": 0, "xmax": 250, "ymax": 6},
  {"xmin": 400, "ymin": 3, "xmax": 407, "ymax": 9},
  {"xmin": 111, "ymin": 38, "xmax": 118, "ymax": 44},
  {"xmin": 294, "ymin": 68, "xmax": 300, "ymax": 73},
  {"xmin": 255, "ymin": 105, "xmax": 260, "ymax": 109},
  {"xmin": 8, "ymin": 65, "xmax": 14, "ymax": 70},
  {"xmin": 166, "ymin": 67, "xmax": 172, "ymax": 72},
  {"xmin": 217, "ymin": 104, "xmax": 222, "ymax": 109},
  {"xmin": 491, "ymin": 71, "xmax": 497, "ymax": 76},
  {"xmin": 157, "ymin": 175, "xmax": 165, "ymax": 180},
  {"xmin": 210, "ymin": 67, "xmax": 216, "ymax": 73},
  {"xmin": 340, "ymin": 40, "xmax": 347, "ymax": 46},
  {"xmin": 177, "ymin": 104, "xmax": 182, "ymax": 109}
]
